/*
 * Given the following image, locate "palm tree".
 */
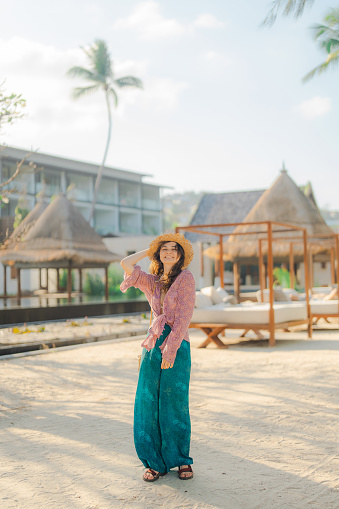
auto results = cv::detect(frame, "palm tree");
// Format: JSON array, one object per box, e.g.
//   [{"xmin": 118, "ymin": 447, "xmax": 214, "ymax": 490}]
[
  {"xmin": 67, "ymin": 39, "xmax": 143, "ymax": 222},
  {"xmin": 264, "ymin": 0, "xmax": 315, "ymax": 26},
  {"xmin": 303, "ymin": 8, "xmax": 339, "ymax": 82}
]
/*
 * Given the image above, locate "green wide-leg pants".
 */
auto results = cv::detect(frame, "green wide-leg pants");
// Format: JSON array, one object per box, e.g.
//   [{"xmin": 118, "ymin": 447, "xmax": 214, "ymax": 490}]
[{"xmin": 134, "ymin": 324, "xmax": 193, "ymax": 473}]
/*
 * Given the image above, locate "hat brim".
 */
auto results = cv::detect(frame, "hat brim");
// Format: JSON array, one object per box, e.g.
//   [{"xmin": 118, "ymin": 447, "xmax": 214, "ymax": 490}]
[{"xmin": 148, "ymin": 233, "xmax": 194, "ymax": 269}]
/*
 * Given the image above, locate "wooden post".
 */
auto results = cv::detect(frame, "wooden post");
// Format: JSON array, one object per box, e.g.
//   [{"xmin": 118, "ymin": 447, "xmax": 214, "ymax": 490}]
[
  {"xmin": 309, "ymin": 249, "xmax": 313, "ymax": 291},
  {"xmin": 303, "ymin": 230, "xmax": 312, "ymax": 338},
  {"xmin": 214, "ymin": 257, "xmax": 218, "ymax": 285},
  {"xmin": 79, "ymin": 268, "xmax": 83, "ymax": 293},
  {"xmin": 263, "ymin": 262, "xmax": 267, "ymax": 289},
  {"xmin": 46, "ymin": 268, "xmax": 49, "ymax": 294},
  {"xmin": 330, "ymin": 247, "xmax": 335, "ymax": 285},
  {"xmin": 67, "ymin": 263, "xmax": 72, "ymax": 303},
  {"xmin": 219, "ymin": 235, "xmax": 224, "ymax": 288},
  {"xmin": 105, "ymin": 266, "xmax": 109, "ymax": 300},
  {"xmin": 233, "ymin": 261, "xmax": 240, "ymax": 302},
  {"xmin": 56, "ymin": 268, "xmax": 60, "ymax": 292},
  {"xmin": 200, "ymin": 242, "xmax": 204, "ymax": 278},
  {"xmin": 3, "ymin": 265, "xmax": 7, "ymax": 298},
  {"xmin": 17, "ymin": 268, "xmax": 21, "ymax": 304},
  {"xmin": 289, "ymin": 243, "xmax": 294, "ymax": 289},
  {"xmin": 267, "ymin": 222, "xmax": 275, "ymax": 346},
  {"xmin": 259, "ymin": 239, "xmax": 264, "ymax": 302}
]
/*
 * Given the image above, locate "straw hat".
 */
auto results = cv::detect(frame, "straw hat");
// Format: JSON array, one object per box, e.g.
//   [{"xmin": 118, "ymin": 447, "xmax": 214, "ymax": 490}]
[{"xmin": 148, "ymin": 233, "xmax": 194, "ymax": 269}]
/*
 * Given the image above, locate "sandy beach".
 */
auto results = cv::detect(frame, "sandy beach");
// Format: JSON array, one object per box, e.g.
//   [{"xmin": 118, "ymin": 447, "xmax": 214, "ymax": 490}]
[{"xmin": 0, "ymin": 326, "xmax": 338, "ymax": 509}]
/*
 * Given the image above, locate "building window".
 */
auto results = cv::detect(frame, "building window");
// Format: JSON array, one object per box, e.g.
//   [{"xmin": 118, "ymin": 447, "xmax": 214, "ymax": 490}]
[
  {"xmin": 66, "ymin": 173, "xmax": 92, "ymax": 201},
  {"xmin": 94, "ymin": 209, "xmax": 117, "ymax": 235},
  {"xmin": 142, "ymin": 186, "xmax": 160, "ymax": 211},
  {"xmin": 119, "ymin": 182, "xmax": 140, "ymax": 208},
  {"xmin": 2, "ymin": 162, "xmax": 34, "ymax": 194},
  {"xmin": 97, "ymin": 178, "xmax": 117, "ymax": 205},
  {"xmin": 36, "ymin": 169, "xmax": 61, "ymax": 197},
  {"xmin": 119, "ymin": 211, "xmax": 139, "ymax": 234}
]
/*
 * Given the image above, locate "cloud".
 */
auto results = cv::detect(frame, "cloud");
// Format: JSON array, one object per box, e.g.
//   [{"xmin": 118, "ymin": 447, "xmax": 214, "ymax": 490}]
[
  {"xmin": 203, "ymin": 50, "xmax": 232, "ymax": 66},
  {"xmin": 192, "ymin": 14, "xmax": 224, "ymax": 29},
  {"xmin": 113, "ymin": 2, "xmax": 185, "ymax": 39},
  {"xmin": 113, "ymin": 1, "xmax": 224, "ymax": 40},
  {"xmin": 140, "ymin": 78, "xmax": 189, "ymax": 111},
  {"xmin": 298, "ymin": 96, "xmax": 331, "ymax": 119}
]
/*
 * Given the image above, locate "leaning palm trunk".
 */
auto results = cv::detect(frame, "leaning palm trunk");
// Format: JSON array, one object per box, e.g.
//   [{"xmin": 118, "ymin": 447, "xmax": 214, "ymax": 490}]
[{"xmin": 89, "ymin": 89, "xmax": 112, "ymax": 222}]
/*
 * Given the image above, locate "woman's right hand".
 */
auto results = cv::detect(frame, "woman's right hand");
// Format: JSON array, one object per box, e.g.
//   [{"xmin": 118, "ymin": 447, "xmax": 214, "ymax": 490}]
[{"xmin": 120, "ymin": 249, "xmax": 149, "ymax": 275}]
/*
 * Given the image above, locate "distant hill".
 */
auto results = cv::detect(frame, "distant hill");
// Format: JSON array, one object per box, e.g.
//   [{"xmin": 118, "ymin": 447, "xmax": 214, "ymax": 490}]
[{"xmin": 162, "ymin": 191, "xmax": 202, "ymax": 232}]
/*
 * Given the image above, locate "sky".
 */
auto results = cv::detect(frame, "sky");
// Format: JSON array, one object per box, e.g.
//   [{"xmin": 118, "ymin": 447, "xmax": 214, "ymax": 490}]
[{"xmin": 0, "ymin": 0, "xmax": 338, "ymax": 208}]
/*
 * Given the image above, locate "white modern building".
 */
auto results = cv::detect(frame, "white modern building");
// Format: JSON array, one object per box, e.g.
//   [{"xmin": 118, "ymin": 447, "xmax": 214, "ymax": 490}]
[
  {"xmin": 0, "ymin": 146, "xmax": 162, "ymax": 238},
  {"xmin": 0, "ymin": 146, "xmax": 163, "ymax": 295}
]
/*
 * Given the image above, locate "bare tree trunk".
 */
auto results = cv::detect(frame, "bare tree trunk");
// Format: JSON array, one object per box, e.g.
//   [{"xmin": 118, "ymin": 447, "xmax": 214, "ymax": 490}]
[{"xmin": 89, "ymin": 90, "xmax": 112, "ymax": 223}]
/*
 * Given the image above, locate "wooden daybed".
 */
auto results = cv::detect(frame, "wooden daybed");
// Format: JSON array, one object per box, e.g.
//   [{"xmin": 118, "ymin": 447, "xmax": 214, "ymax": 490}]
[
  {"xmin": 176, "ymin": 220, "xmax": 312, "ymax": 348},
  {"xmin": 190, "ymin": 301, "xmax": 309, "ymax": 348}
]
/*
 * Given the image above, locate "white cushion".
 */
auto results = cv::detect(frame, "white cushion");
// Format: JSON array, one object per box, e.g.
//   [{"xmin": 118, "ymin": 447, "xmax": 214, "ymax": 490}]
[
  {"xmin": 200, "ymin": 286, "xmax": 230, "ymax": 304},
  {"xmin": 195, "ymin": 292, "xmax": 213, "ymax": 308},
  {"xmin": 192, "ymin": 302, "xmax": 307, "ymax": 324},
  {"xmin": 310, "ymin": 300, "xmax": 339, "ymax": 314},
  {"xmin": 223, "ymin": 295, "xmax": 237, "ymax": 305},
  {"xmin": 200, "ymin": 286, "xmax": 221, "ymax": 305},
  {"xmin": 282, "ymin": 288, "xmax": 300, "ymax": 301},
  {"xmin": 215, "ymin": 287, "xmax": 229, "ymax": 301},
  {"xmin": 256, "ymin": 289, "xmax": 290, "ymax": 303}
]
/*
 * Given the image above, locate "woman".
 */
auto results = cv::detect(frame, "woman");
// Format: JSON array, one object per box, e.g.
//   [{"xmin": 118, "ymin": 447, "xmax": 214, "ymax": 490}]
[{"xmin": 120, "ymin": 233, "xmax": 196, "ymax": 482}]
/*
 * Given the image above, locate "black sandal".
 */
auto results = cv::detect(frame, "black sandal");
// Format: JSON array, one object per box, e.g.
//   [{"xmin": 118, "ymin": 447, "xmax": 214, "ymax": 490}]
[
  {"xmin": 178, "ymin": 465, "xmax": 193, "ymax": 480},
  {"xmin": 143, "ymin": 468, "xmax": 167, "ymax": 482}
]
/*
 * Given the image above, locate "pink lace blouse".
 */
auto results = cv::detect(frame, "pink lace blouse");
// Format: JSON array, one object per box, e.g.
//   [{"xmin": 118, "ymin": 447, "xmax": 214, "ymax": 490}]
[{"xmin": 120, "ymin": 265, "xmax": 196, "ymax": 364}]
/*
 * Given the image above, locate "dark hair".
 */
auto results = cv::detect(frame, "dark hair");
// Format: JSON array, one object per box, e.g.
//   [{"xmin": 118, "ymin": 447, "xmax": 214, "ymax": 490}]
[{"xmin": 149, "ymin": 241, "xmax": 185, "ymax": 292}]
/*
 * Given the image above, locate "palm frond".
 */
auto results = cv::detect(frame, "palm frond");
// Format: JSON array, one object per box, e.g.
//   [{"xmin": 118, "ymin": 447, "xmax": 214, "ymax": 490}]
[
  {"xmin": 324, "ymin": 38, "xmax": 339, "ymax": 53},
  {"xmin": 303, "ymin": 50, "xmax": 339, "ymax": 82},
  {"xmin": 114, "ymin": 76, "xmax": 143, "ymax": 89},
  {"xmin": 83, "ymin": 40, "xmax": 113, "ymax": 81},
  {"xmin": 262, "ymin": 0, "xmax": 314, "ymax": 27},
  {"xmin": 66, "ymin": 66, "xmax": 96, "ymax": 81},
  {"xmin": 324, "ymin": 8, "xmax": 339, "ymax": 27},
  {"xmin": 71, "ymin": 84, "xmax": 100, "ymax": 100}
]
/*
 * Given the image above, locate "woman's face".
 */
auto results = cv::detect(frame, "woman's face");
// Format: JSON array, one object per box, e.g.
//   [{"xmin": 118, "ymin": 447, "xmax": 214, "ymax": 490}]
[{"xmin": 159, "ymin": 242, "xmax": 180, "ymax": 267}]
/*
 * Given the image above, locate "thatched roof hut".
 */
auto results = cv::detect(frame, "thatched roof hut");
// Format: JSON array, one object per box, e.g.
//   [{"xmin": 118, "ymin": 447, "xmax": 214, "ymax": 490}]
[
  {"xmin": 205, "ymin": 170, "xmax": 334, "ymax": 262},
  {"xmin": 0, "ymin": 195, "xmax": 121, "ymax": 301},
  {"xmin": 0, "ymin": 195, "xmax": 120, "ymax": 268}
]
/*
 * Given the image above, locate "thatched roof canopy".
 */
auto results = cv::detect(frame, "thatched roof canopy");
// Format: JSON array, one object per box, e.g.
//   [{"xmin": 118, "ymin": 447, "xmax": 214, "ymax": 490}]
[
  {"xmin": 186, "ymin": 189, "xmax": 264, "ymax": 242},
  {"xmin": 205, "ymin": 170, "xmax": 334, "ymax": 262},
  {"xmin": 0, "ymin": 195, "xmax": 121, "ymax": 268},
  {"xmin": 7, "ymin": 200, "xmax": 48, "ymax": 243}
]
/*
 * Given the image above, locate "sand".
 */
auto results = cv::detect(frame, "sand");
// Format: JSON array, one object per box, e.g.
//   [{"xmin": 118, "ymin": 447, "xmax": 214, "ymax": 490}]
[{"xmin": 0, "ymin": 326, "xmax": 338, "ymax": 509}]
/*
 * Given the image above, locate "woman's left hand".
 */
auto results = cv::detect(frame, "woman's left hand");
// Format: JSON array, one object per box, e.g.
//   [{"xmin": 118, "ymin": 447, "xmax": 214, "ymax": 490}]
[{"xmin": 161, "ymin": 359, "xmax": 173, "ymax": 369}]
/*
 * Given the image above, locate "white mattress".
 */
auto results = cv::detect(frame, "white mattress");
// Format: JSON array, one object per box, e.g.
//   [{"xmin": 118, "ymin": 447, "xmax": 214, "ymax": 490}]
[
  {"xmin": 191, "ymin": 302, "xmax": 307, "ymax": 325},
  {"xmin": 310, "ymin": 300, "xmax": 339, "ymax": 315}
]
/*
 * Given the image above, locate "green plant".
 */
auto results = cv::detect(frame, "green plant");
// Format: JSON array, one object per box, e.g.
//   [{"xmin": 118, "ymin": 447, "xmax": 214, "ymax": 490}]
[
  {"xmin": 59, "ymin": 269, "xmax": 75, "ymax": 291},
  {"xmin": 273, "ymin": 265, "xmax": 292, "ymax": 288},
  {"xmin": 13, "ymin": 205, "xmax": 29, "ymax": 228},
  {"xmin": 84, "ymin": 272, "xmax": 105, "ymax": 296}
]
